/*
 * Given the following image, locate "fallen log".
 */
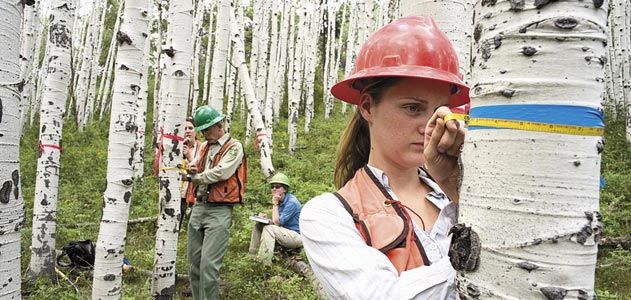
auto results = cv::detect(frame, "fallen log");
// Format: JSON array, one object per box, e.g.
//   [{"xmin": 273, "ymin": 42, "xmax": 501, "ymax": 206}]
[
  {"xmin": 60, "ymin": 216, "xmax": 157, "ymax": 228},
  {"xmin": 599, "ymin": 236, "xmax": 631, "ymax": 250}
]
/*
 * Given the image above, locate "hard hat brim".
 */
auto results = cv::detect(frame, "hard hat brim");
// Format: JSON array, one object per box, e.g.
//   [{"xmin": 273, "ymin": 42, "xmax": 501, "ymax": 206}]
[
  {"xmin": 195, "ymin": 115, "xmax": 225, "ymax": 132},
  {"xmin": 331, "ymin": 65, "xmax": 470, "ymax": 108}
]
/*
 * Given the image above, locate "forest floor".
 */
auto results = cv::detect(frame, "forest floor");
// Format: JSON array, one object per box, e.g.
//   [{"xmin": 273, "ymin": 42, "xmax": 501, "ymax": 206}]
[{"xmin": 18, "ymin": 104, "xmax": 631, "ymax": 299}]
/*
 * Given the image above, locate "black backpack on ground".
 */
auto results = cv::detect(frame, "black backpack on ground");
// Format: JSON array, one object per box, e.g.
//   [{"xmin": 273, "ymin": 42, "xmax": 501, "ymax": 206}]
[{"xmin": 57, "ymin": 239, "xmax": 95, "ymax": 269}]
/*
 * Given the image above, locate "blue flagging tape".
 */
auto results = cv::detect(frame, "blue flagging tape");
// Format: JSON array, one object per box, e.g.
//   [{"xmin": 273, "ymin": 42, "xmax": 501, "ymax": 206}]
[{"xmin": 468, "ymin": 104, "xmax": 604, "ymax": 130}]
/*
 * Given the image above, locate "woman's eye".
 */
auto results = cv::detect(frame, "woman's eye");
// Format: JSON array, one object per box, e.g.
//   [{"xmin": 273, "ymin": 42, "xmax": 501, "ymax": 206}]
[{"xmin": 403, "ymin": 104, "xmax": 422, "ymax": 113}]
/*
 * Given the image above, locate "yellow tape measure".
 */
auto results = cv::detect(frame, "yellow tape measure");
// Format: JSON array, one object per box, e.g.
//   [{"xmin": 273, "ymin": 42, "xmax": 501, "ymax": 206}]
[{"xmin": 442, "ymin": 113, "xmax": 603, "ymax": 136}]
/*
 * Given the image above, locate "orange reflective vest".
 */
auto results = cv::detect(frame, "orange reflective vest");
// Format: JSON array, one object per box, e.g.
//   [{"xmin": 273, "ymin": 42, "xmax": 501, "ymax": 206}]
[
  {"xmin": 186, "ymin": 138, "xmax": 246, "ymax": 205},
  {"xmin": 333, "ymin": 166, "xmax": 430, "ymax": 275}
]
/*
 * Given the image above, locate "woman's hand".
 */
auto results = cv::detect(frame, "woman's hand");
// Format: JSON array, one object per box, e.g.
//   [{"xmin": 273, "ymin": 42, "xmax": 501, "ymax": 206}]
[{"xmin": 423, "ymin": 106, "xmax": 466, "ymax": 198}]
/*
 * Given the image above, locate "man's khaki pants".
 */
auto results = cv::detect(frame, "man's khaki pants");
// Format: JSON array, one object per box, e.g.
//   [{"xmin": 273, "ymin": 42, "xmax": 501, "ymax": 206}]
[
  {"xmin": 248, "ymin": 223, "xmax": 302, "ymax": 264},
  {"xmin": 187, "ymin": 203, "xmax": 232, "ymax": 300}
]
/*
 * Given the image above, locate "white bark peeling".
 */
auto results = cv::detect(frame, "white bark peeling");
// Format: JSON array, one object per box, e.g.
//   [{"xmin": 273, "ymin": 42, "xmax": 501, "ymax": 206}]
[
  {"xmin": 459, "ymin": 1, "xmax": 608, "ymax": 299},
  {"xmin": 151, "ymin": 0, "xmax": 194, "ymax": 297},
  {"xmin": 0, "ymin": 1, "xmax": 25, "ymax": 298},
  {"xmin": 208, "ymin": 0, "xmax": 232, "ymax": 111},
  {"xmin": 400, "ymin": 0, "xmax": 474, "ymax": 83},
  {"xmin": 28, "ymin": 0, "xmax": 75, "ymax": 280},
  {"xmin": 91, "ymin": 0, "xmax": 150, "ymax": 298},
  {"xmin": 230, "ymin": 7, "xmax": 275, "ymax": 178}
]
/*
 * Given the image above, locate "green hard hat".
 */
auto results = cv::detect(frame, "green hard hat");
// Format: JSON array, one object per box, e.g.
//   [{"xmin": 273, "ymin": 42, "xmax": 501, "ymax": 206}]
[
  {"xmin": 194, "ymin": 105, "xmax": 224, "ymax": 131},
  {"xmin": 269, "ymin": 173, "xmax": 290, "ymax": 189}
]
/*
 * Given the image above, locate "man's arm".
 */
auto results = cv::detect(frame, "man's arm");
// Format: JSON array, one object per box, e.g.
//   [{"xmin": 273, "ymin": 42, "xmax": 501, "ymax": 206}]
[{"xmin": 191, "ymin": 142, "xmax": 243, "ymax": 185}]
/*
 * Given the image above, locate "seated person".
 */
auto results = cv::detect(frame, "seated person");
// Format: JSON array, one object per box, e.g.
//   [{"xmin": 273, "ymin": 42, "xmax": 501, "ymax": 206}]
[{"xmin": 248, "ymin": 173, "xmax": 302, "ymax": 264}]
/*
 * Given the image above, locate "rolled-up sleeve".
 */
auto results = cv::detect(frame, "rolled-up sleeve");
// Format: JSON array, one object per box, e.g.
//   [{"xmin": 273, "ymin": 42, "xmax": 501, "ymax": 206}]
[
  {"xmin": 192, "ymin": 142, "xmax": 243, "ymax": 185},
  {"xmin": 300, "ymin": 193, "xmax": 456, "ymax": 300}
]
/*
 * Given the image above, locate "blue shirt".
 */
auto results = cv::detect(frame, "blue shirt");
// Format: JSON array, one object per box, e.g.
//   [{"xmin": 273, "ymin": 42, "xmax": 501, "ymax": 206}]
[{"xmin": 278, "ymin": 193, "xmax": 301, "ymax": 233}]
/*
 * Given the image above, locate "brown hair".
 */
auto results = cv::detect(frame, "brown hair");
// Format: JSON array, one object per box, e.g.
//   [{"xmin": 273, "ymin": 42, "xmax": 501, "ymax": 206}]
[
  {"xmin": 334, "ymin": 77, "xmax": 401, "ymax": 188},
  {"xmin": 186, "ymin": 116, "xmax": 194, "ymax": 125}
]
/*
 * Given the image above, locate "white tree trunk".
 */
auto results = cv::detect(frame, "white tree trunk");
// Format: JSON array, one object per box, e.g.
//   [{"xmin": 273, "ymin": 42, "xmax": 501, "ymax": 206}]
[
  {"xmin": 28, "ymin": 13, "xmax": 44, "ymax": 127},
  {"xmin": 341, "ymin": 1, "xmax": 357, "ymax": 114},
  {"xmin": 400, "ymin": 0, "xmax": 473, "ymax": 83},
  {"xmin": 263, "ymin": 0, "xmax": 280, "ymax": 137},
  {"xmin": 91, "ymin": 0, "xmax": 150, "ymax": 297},
  {"xmin": 202, "ymin": 0, "xmax": 216, "ymax": 105},
  {"xmin": 150, "ymin": 0, "xmax": 194, "ymax": 296},
  {"xmin": 83, "ymin": 0, "xmax": 108, "ymax": 127},
  {"xmin": 28, "ymin": 0, "xmax": 75, "ymax": 280},
  {"xmin": 19, "ymin": 0, "xmax": 40, "ymax": 135},
  {"xmin": 208, "ymin": 0, "xmax": 232, "ymax": 111},
  {"xmin": 287, "ymin": 1, "xmax": 299, "ymax": 154},
  {"xmin": 323, "ymin": 0, "xmax": 336, "ymax": 119},
  {"xmin": 189, "ymin": 0, "xmax": 205, "ymax": 115},
  {"xmin": 0, "ymin": 0, "xmax": 25, "ymax": 297},
  {"xmin": 98, "ymin": 2, "xmax": 124, "ymax": 120},
  {"xmin": 75, "ymin": 10, "xmax": 98, "ymax": 130},
  {"xmin": 230, "ymin": 7, "xmax": 275, "ymax": 178},
  {"xmin": 133, "ymin": 7, "xmax": 153, "ymax": 180},
  {"xmin": 303, "ymin": 1, "xmax": 320, "ymax": 133},
  {"xmin": 458, "ymin": 1, "xmax": 608, "ymax": 299}
]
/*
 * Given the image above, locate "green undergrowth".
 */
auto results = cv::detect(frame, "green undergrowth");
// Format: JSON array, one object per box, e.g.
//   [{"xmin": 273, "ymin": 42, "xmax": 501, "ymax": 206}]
[{"xmin": 18, "ymin": 104, "xmax": 631, "ymax": 299}]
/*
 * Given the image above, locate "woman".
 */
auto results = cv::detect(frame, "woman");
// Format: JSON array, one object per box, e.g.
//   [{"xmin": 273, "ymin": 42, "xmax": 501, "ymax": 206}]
[
  {"xmin": 299, "ymin": 16, "xmax": 469, "ymax": 299},
  {"xmin": 181, "ymin": 116, "xmax": 201, "ymax": 225},
  {"xmin": 248, "ymin": 173, "xmax": 302, "ymax": 264}
]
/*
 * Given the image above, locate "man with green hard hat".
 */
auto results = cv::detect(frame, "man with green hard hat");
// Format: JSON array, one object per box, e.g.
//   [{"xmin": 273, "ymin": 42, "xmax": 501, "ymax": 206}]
[
  {"xmin": 248, "ymin": 172, "xmax": 302, "ymax": 265},
  {"xmin": 186, "ymin": 105, "xmax": 245, "ymax": 300}
]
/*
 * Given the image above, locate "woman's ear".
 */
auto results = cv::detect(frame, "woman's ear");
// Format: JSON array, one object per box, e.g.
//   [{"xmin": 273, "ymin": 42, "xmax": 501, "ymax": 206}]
[{"xmin": 358, "ymin": 94, "xmax": 373, "ymax": 123}]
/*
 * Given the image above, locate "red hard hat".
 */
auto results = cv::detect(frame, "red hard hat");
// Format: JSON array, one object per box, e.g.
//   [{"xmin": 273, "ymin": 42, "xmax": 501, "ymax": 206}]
[{"xmin": 331, "ymin": 16, "xmax": 470, "ymax": 108}]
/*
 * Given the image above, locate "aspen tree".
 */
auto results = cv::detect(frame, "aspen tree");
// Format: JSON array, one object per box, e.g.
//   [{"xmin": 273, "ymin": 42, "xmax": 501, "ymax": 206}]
[
  {"xmin": 150, "ymin": 0, "xmax": 194, "ymax": 296},
  {"xmin": 91, "ymin": 0, "xmax": 150, "ymax": 297},
  {"xmin": 323, "ymin": 0, "xmax": 337, "ymax": 119},
  {"xmin": 189, "ymin": 0, "xmax": 205, "ymax": 114},
  {"xmin": 264, "ymin": 0, "xmax": 281, "ymax": 136},
  {"xmin": 19, "ymin": 0, "xmax": 40, "ymax": 134},
  {"xmin": 26, "ymin": 10, "xmax": 44, "ymax": 127},
  {"xmin": 225, "ymin": 0, "xmax": 244, "ymax": 133},
  {"xmin": 458, "ymin": 1, "xmax": 608, "ymax": 298},
  {"xmin": 229, "ymin": 6, "xmax": 275, "ymax": 178},
  {"xmin": 202, "ymin": 0, "xmax": 216, "ymax": 105},
  {"xmin": 0, "ymin": 0, "xmax": 25, "ymax": 297},
  {"xmin": 133, "ymin": 6, "xmax": 153, "ymax": 180},
  {"xmin": 273, "ymin": 0, "xmax": 291, "ymax": 122},
  {"xmin": 28, "ymin": 0, "xmax": 75, "ymax": 280},
  {"xmin": 32, "ymin": 25, "xmax": 50, "ymax": 126},
  {"xmin": 98, "ymin": 2, "xmax": 124, "ymax": 120},
  {"xmin": 208, "ymin": 0, "xmax": 232, "ymax": 111},
  {"xmin": 84, "ymin": 0, "xmax": 108, "ymax": 127},
  {"xmin": 287, "ymin": 0, "xmax": 301, "ymax": 154},
  {"xmin": 303, "ymin": 0, "xmax": 321, "ymax": 133},
  {"xmin": 341, "ymin": 0, "xmax": 357, "ymax": 114}
]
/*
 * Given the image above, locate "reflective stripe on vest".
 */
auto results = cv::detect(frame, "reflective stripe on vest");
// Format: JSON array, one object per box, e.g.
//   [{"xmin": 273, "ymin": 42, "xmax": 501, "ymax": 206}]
[{"xmin": 334, "ymin": 166, "xmax": 430, "ymax": 275}]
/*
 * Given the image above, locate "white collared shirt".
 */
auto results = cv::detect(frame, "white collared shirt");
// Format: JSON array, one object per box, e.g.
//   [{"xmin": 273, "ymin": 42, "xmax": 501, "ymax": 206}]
[{"xmin": 300, "ymin": 165, "xmax": 458, "ymax": 300}]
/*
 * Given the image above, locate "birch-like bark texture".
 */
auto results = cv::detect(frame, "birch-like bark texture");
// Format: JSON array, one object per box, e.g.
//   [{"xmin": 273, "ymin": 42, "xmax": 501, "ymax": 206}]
[
  {"xmin": 273, "ymin": 0, "xmax": 291, "ymax": 122},
  {"xmin": 19, "ymin": 0, "xmax": 40, "ymax": 135},
  {"xmin": 83, "ymin": 0, "xmax": 108, "ymax": 127},
  {"xmin": 341, "ymin": 0, "xmax": 357, "ymax": 114},
  {"xmin": 0, "ymin": 1, "xmax": 25, "ymax": 297},
  {"xmin": 230, "ymin": 7, "xmax": 275, "ymax": 178},
  {"xmin": 98, "ymin": 2, "xmax": 124, "ymax": 120},
  {"xmin": 28, "ymin": 0, "xmax": 75, "ymax": 280},
  {"xmin": 208, "ymin": 0, "xmax": 232, "ymax": 111},
  {"xmin": 400, "ymin": 0, "xmax": 473, "ymax": 83},
  {"xmin": 151, "ymin": 0, "xmax": 194, "ymax": 296},
  {"xmin": 27, "ymin": 14, "xmax": 44, "ymax": 127},
  {"xmin": 303, "ymin": 0, "xmax": 321, "ymax": 133},
  {"xmin": 189, "ymin": 0, "xmax": 205, "ymax": 115},
  {"xmin": 91, "ymin": 0, "xmax": 150, "ymax": 297},
  {"xmin": 323, "ymin": 0, "xmax": 337, "ymax": 119},
  {"xmin": 75, "ymin": 9, "xmax": 98, "ymax": 130},
  {"xmin": 224, "ymin": 0, "xmax": 244, "ymax": 133},
  {"xmin": 263, "ymin": 0, "xmax": 280, "ymax": 137},
  {"xmin": 458, "ymin": 1, "xmax": 608, "ymax": 298},
  {"xmin": 133, "ymin": 7, "xmax": 153, "ymax": 180},
  {"xmin": 287, "ymin": 1, "xmax": 300, "ymax": 154},
  {"xmin": 202, "ymin": 1, "xmax": 216, "ymax": 106},
  {"xmin": 32, "ymin": 25, "xmax": 50, "ymax": 126}
]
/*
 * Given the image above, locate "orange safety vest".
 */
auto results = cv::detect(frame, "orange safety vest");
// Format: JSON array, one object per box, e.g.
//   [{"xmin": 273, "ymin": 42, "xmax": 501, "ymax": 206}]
[
  {"xmin": 183, "ymin": 140, "xmax": 202, "ymax": 204},
  {"xmin": 186, "ymin": 138, "xmax": 246, "ymax": 205},
  {"xmin": 333, "ymin": 166, "xmax": 430, "ymax": 275}
]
